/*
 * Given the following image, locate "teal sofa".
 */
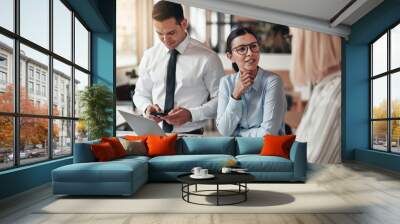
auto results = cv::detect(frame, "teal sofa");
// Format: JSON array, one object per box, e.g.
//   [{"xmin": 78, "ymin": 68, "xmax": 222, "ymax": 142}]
[{"xmin": 52, "ymin": 137, "xmax": 307, "ymax": 196}]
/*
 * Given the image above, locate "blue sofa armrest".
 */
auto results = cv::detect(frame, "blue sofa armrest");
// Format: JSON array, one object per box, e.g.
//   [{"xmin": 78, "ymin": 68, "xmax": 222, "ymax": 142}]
[
  {"xmin": 289, "ymin": 141, "xmax": 307, "ymax": 181},
  {"xmin": 73, "ymin": 140, "xmax": 100, "ymax": 163}
]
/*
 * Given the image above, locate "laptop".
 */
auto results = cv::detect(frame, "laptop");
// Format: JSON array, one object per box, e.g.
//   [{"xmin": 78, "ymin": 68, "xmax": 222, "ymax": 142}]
[{"xmin": 118, "ymin": 110, "xmax": 166, "ymax": 136}]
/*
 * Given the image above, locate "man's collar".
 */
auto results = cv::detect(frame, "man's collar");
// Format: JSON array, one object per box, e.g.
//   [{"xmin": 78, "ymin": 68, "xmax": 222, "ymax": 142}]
[{"xmin": 164, "ymin": 33, "xmax": 190, "ymax": 54}]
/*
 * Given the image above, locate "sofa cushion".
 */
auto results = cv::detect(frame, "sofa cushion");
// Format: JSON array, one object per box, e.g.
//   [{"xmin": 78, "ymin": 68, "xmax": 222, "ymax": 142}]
[
  {"xmin": 53, "ymin": 159, "xmax": 147, "ymax": 183},
  {"xmin": 120, "ymin": 138, "xmax": 147, "ymax": 156},
  {"xmin": 260, "ymin": 135, "xmax": 296, "ymax": 159},
  {"xmin": 236, "ymin": 155, "xmax": 293, "ymax": 172},
  {"xmin": 101, "ymin": 137, "xmax": 127, "ymax": 158},
  {"xmin": 91, "ymin": 142, "xmax": 118, "ymax": 161},
  {"xmin": 236, "ymin": 137, "xmax": 263, "ymax": 155},
  {"xmin": 178, "ymin": 137, "xmax": 235, "ymax": 155},
  {"xmin": 148, "ymin": 154, "xmax": 235, "ymax": 172},
  {"xmin": 147, "ymin": 134, "xmax": 177, "ymax": 157},
  {"xmin": 124, "ymin": 135, "xmax": 148, "ymax": 141},
  {"xmin": 115, "ymin": 155, "xmax": 150, "ymax": 163}
]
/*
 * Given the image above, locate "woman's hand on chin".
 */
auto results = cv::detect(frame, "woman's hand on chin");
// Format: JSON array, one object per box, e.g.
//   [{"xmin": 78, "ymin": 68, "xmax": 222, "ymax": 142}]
[{"xmin": 232, "ymin": 72, "xmax": 254, "ymax": 100}]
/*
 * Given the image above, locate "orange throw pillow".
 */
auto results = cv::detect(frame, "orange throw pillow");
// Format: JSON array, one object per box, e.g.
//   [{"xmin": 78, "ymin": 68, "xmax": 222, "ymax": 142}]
[
  {"xmin": 91, "ymin": 142, "xmax": 117, "ymax": 161},
  {"xmin": 101, "ymin": 137, "xmax": 127, "ymax": 158},
  {"xmin": 260, "ymin": 135, "xmax": 296, "ymax": 159},
  {"xmin": 124, "ymin": 135, "xmax": 148, "ymax": 141},
  {"xmin": 146, "ymin": 134, "xmax": 177, "ymax": 157}
]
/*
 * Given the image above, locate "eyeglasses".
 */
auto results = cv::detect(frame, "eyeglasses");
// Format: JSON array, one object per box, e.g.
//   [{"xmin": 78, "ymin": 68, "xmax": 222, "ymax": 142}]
[{"xmin": 231, "ymin": 42, "xmax": 260, "ymax": 55}]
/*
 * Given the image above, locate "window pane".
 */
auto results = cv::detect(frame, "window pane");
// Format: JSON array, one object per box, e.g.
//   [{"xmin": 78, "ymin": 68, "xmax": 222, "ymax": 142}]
[
  {"xmin": 20, "ymin": 44, "xmax": 49, "ymax": 115},
  {"xmin": 0, "ymin": 0, "xmax": 14, "ymax": 31},
  {"xmin": 391, "ymin": 24, "xmax": 400, "ymax": 70},
  {"xmin": 372, "ymin": 33, "xmax": 387, "ymax": 76},
  {"xmin": 391, "ymin": 120, "xmax": 400, "ymax": 153},
  {"xmin": 53, "ymin": 0, "xmax": 72, "ymax": 60},
  {"xmin": 20, "ymin": 117, "xmax": 49, "ymax": 165},
  {"xmin": 372, "ymin": 77, "xmax": 387, "ymax": 119},
  {"xmin": 20, "ymin": 0, "xmax": 49, "ymax": 49},
  {"xmin": 391, "ymin": 72, "xmax": 400, "ymax": 118},
  {"xmin": 53, "ymin": 119, "xmax": 72, "ymax": 158},
  {"xmin": 116, "ymin": 0, "xmax": 137, "ymax": 68},
  {"xmin": 75, "ymin": 18, "xmax": 89, "ymax": 70},
  {"xmin": 0, "ymin": 116, "xmax": 13, "ymax": 170},
  {"xmin": 189, "ymin": 7, "xmax": 206, "ymax": 42},
  {"xmin": 372, "ymin": 121, "xmax": 388, "ymax": 151},
  {"xmin": 75, "ymin": 120, "xmax": 88, "ymax": 143},
  {"xmin": 0, "ymin": 34, "xmax": 14, "ymax": 112},
  {"xmin": 53, "ymin": 59, "xmax": 72, "ymax": 117},
  {"xmin": 210, "ymin": 12, "xmax": 218, "ymax": 49},
  {"xmin": 74, "ymin": 69, "xmax": 89, "ymax": 118}
]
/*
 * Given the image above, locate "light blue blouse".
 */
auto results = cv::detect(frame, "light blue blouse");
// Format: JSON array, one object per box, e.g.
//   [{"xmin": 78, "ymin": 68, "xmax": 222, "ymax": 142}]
[{"xmin": 216, "ymin": 68, "xmax": 286, "ymax": 137}]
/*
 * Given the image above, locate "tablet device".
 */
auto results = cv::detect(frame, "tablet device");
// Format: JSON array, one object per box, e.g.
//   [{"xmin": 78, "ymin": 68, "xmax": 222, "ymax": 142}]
[{"xmin": 118, "ymin": 110, "xmax": 166, "ymax": 136}]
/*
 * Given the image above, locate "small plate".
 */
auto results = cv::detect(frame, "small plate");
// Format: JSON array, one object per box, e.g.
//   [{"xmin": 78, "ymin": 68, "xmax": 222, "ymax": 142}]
[{"xmin": 190, "ymin": 174, "xmax": 215, "ymax": 179}]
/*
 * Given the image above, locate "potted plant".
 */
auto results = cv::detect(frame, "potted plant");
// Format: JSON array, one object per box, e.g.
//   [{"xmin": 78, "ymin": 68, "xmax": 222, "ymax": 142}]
[{"xmin": 79, "ymin": 84, "xmax": 113, "ymax": 140}]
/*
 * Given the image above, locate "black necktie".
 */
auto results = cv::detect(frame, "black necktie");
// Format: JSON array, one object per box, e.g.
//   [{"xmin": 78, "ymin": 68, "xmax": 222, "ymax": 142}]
[{"xmin": 163, "ymin": 49, "xmax": 179, "ymax": 133}]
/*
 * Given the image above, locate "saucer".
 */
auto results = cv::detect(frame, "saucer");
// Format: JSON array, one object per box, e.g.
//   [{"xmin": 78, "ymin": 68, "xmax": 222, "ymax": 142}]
[{"xmin": 190, "ymin": 174, "xmax": 215, "ymax": 179}]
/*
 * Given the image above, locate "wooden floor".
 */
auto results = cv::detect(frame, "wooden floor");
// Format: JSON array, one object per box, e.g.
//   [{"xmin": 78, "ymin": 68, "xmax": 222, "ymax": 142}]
[{"xmin": 1, "ymin": 162, "xmax": 400, "ymax": 224}]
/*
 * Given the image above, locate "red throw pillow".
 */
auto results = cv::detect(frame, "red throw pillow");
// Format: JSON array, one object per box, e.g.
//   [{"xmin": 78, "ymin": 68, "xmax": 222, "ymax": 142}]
[
  {"xmin": 101, "ymin": 137, "xmax": 127, "ymax": 158},
  {"xmin": 260, "ymin": 135, "xmax": 296, "ymax": 159},
  {"xmin": 146, "ymin": 134, "xmax": 177, "ymax": 157},
  {"xmin": 91, "ymin": 142, "xmax": 117, "ymax": 161}
]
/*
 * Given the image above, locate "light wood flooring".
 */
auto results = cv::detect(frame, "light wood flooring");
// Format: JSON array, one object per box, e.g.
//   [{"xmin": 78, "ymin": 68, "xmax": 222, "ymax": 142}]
[{"xmin": 1, "ymin": 162, "xmax": 400, "ymax": 224}]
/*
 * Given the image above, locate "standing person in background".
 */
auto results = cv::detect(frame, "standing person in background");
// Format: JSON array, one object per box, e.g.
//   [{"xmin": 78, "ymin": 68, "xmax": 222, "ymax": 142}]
[
  {"xmin": 133, "ymin": 1, "xmax": 224, "ymax": 134},
  {"xmin": 290, "ymin": 27, "xmax": 342, "ymax": 163},
  {"xmin": 216, "ymin": 27, "xmax": 287, "ymax": 137}
]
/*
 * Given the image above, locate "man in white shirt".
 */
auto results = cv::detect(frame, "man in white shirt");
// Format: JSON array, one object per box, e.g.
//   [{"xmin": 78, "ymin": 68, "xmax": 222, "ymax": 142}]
[{"xmin": 133, "ymin": 1, "xmax": 224, "ymax": 134}]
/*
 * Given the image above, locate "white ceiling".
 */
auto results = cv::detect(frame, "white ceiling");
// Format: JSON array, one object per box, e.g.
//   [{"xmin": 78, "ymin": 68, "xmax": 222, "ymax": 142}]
[
  {"xmin": 171, "ymin": 0, "xmax": 384, "ymax": 38},
  {"xmin": 225, "ymin": 0, "xmax": 352, "ymax": 23}
]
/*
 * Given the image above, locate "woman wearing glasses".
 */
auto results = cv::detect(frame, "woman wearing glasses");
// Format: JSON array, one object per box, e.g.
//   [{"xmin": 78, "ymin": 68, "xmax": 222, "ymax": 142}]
[{"xmin": 216, "ymin": 27, "xmax": 287, "ymax": 137}]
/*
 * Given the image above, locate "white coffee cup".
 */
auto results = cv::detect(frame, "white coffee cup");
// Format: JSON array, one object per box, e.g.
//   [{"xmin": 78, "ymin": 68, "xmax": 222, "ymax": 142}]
[
  {"xmin": 200, "ymin": 168, "xmax": 208, "ymax": 176},
  {"xmin": 221, "ymin": 167, "xmax": 232, "ymax": 174},
  {"xmin": 191, "ymin": 167, "xmax": 202, "ymax": 176}
]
